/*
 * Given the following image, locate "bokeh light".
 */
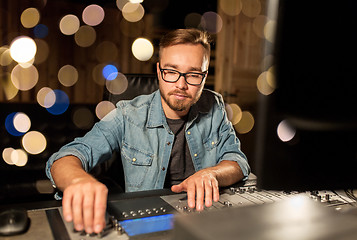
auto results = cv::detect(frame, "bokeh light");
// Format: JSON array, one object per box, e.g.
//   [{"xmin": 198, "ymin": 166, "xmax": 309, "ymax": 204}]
[
  {"xmin": 11, "ymin": 149, "xmax": 28, "ymax": 167},
  {"xmin": 184, "ymin": 13, "xmax": 202, "ymax": 28},
  {"xmin": 92, "ymin": 63, "xmax": 107, "ymax": 86},
  {"xmin": 220, "ymin": 0, "xmax": 242, "ymax": 16},
  {"xmin": 46, "ymin": 89, "xmax": 70, "ymax": 115},
  {"xmin": 277, "ymin": 120, "xmax": 296, "ymax": 142},
  {"xmin": 241, "ymin": 0, "xmax": 261, "ymax": 18},
  {"xmin": 95, "ymin": 41, "xmax": 118, "ymax": 62},
  {"xmin": 22, "ymin": 131, "xmax": 47, "ymax": 154},
  {"xmin": 10, "ymin": 36, "xmax": 37, "ymax": 63},
  {"xmin": 5, "ymin": 112, "xmax": 25, "ymax": 136},
  {"xmin": 201, "ymin": 12, "xmax": 223, "ymax": 34},
  {"xmin": 105, "ymin": 72, "xmax": 128, "ymax": 95},
  {"xmin": 33, "ymin": 24, "xmax": 49, "ymax": 38},
  {"xmin": 13, "ymin": 112, "xmax": 31, "ymax": 133},
  {"xmin": 34, "ymin": 38, "xmax": 49, "ymax": 64},
  {"xmin": 264, "ymin": 20, "xmax": 277, "ymax": 43},
  {"xmin": 21, "ymin": 8, "xmax": 40, "ymax": 28},
  {"xmin": 72, "ymin": 107, "xmax": 95, "ymax": 129},
  {"xmin": 116, "ymin": 0, "xmax": 129, "ymax": 11},
  {"xmin": 11, "ymin": 64, "xmax": 39, "ymax": 91},
  {"xmin": 2, "ymin": 148, "xmax": 15, "ymax": 165},
  {"xmin": 103, "ymin": 64, "xmax": 118, "ymax": 80},
  {"xmin": 0, "ymin": 46, "xmax": 13, "ymax": 66},
  {"xmin": 58, "ymin": 65, "xmax": 79, "ymax": 87},
  {"xmin": 75, "ymin": 25, "xmax": 96, "ymax": 47},
  {"xmin": 131, "ymin": 38, "xmax": 154, "ymax": 61},
  {"xmin": 234, "ymin": 111, "xmax": 254, "ymax": 134},
  {"xmin": 96, "ymin": 101, "xmax": 116, "ymax": 120},
  {"xmin": 0, "ymin": 72, "xmax": 18, "ymax": 100},
  {"xmin": 37, "ymin": 87, "xmax": 55, "ymax": 108},
  {"xmin": 229, "ymin": 103, "xmax": 243, "ymax": 125},
  {"xmin": 122, "ymin": 2, "xmax": 145, "ymax": 22},
  {"xmin": 59, "ymin": 14, "xmax": 80, "ymax": 35},
  {"xmin": 253, "ymin": 15, "xmax": 268, "ymax": 38},
  {"xmin": 257, "ymin": 68, "xmax": 276, "ymax": 95},
  {"xmin": 82, "ymin": 4, "xmax": 105, "ymax": 26}
]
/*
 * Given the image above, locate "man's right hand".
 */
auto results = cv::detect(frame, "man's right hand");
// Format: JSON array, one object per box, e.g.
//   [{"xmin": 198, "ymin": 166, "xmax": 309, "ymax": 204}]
[
  {"xmin": 62, "ymin": 177, "xmax": 108, "ymax": 234},
  {"xmin": 50, "ymin": 156, "xmax": 108, "ymax": 234}
]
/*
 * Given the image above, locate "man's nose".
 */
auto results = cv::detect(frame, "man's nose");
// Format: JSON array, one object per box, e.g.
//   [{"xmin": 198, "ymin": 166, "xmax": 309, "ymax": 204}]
[{"xmin": 175, "ymin": 75, "xmax": 188, "ymax": 89}]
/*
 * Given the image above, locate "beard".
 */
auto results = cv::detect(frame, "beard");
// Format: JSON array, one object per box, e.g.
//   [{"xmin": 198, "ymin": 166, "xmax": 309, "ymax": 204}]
[{"xmin": 160, "ymin": 88, "xmax": 201, "ymax": 112}]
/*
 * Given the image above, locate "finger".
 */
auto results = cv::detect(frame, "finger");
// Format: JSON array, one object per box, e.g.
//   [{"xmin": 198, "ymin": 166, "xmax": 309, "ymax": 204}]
[
  {"xmin": 212, "ymin": 179, "xmax": 220, "ymax": 202},
  {"xmin": 82, "ymin": 191, "xmax": 95, "ymax": 233},
  {"xmin": 186, "ymin": 182, "xmax": 196, "ymax": 209},
  {"xmin": 93, "ymin": 186, "xmax": 108, "ymax": 233},
  {"xmin": 171, "ymin": 184, "xmax": 183, "ymax": 193},
  {"xmin": 72, "ymin": 192, "xmax": 84, "ymax": 231},
  {"xmin": 195, "ymin": 180, "xmax": 204, "ymax": 211},
  {"xmin": 62, "ymin": 190, "xmax": 74, "ymax": 222},
  {"xmin": 204, "ymin": 179, "xmax": 213, "ymax": 208}
]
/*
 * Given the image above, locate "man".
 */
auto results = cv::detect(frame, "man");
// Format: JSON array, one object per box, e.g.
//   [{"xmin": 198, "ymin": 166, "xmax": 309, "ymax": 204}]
[{"xmin": 46, "ymin": 28, "xmax": 250, "ymax": 234}]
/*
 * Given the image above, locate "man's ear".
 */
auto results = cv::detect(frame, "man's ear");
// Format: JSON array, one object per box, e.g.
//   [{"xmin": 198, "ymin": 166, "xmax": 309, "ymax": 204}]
[{"xmin": 156, "ymin": 62, "xmax": 160, "ymax": 78}]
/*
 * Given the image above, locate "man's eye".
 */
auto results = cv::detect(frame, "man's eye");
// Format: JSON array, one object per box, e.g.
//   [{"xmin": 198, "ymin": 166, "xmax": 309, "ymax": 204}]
[
  {"xmin": 165, "ymin": 70, "xmax": 178, "ymax": 75},
  {"xmin": 187, "ymin": 73, "xmax": 201, "ymax": 78}
]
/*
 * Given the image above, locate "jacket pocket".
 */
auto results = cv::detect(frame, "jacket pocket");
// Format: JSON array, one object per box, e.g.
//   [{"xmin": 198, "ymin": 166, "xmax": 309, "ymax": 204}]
[{"xmin": 121, "ymin": 142, "xmax": 154, "ymax": 187}]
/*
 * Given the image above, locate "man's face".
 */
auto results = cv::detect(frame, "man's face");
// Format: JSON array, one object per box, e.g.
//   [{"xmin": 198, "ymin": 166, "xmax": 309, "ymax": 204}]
[{"xmin": 157, "ymin": 44, "xmax": 208, "ymax": 119}]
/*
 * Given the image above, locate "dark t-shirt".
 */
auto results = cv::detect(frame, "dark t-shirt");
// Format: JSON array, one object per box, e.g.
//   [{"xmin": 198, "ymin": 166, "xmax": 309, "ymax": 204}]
[{"xmin": 164, "ymin": 117, "xmax": 195, "ymax": 187}]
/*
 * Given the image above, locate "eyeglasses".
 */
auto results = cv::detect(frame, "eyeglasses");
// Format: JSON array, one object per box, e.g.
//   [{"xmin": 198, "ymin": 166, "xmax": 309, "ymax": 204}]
[{"xmin": 159, "ymin": 63, "xmax": 207, "ymax": 86}]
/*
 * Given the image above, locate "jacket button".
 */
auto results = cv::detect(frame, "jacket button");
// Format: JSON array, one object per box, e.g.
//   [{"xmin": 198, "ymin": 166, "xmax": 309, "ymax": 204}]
[
  {"xmin": 132, "ymin": 158, "xmax": 136, "ymax": 162},
  {"xmin": 162, "ymin": 167, "xmax": 166, "ymax": 171},
  {"xmin": 167, "ymin": 142, "xmax": 171, "ymax": 145},
  {"xmin": 194, "ymin": 153, "xmax": 197, "ymax": 157},
  {"xmin": 211, "ymin": 141, "xmax": 215, "ymax": 145},
  {"xmin": 187, "ymin": 131, "xmax": 191, "ymax": 135}
]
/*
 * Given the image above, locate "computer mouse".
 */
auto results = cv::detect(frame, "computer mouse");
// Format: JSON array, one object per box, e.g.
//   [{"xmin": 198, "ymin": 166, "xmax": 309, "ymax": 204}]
[{"xmin": 0, "ymin": 208, "xmax": 30, "ymax": 236}]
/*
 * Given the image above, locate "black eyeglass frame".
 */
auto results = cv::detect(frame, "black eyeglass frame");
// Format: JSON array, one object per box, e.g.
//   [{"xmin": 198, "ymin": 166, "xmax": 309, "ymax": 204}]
[{"xmin": 158, "ymin": 63, "xmax": 207, "ymax": 86}]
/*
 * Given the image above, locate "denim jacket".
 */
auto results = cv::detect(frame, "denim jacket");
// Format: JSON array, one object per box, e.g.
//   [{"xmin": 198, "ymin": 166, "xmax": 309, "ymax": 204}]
[{"xmin": 46, "ymin": 89, "xmax": 250, "ymax": 193}]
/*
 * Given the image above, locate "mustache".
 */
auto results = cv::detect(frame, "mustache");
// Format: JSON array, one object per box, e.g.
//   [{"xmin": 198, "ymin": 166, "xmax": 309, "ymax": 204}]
[{"xmin": 168, "ymin": 90, "xmax": 192, "ymax": 98}]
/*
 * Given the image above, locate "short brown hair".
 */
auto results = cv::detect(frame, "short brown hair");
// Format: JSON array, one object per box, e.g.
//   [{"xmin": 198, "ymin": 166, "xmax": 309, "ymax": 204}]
[{"xmin": 159, "ymin": 28, "xmax": 211, "ymax": 64}]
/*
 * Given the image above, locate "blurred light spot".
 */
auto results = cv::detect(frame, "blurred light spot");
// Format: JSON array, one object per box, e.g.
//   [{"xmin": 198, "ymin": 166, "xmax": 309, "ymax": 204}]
[
  {"xmin": 21, "ymin": 8, "xmax": 40, "ymax": 28},
  {"xmin": 10, "ymin": 36, "xmax": 37, "ymax": 63},
  {"xmin": 22, "ymin": 131, "xmax": 47, "ymax": 154},
  {"xmin": 34, "ymin": 39, "xmax": 49, "ymax": 64},
  {"xmin": 225, "ymin": 103, "xmax": 233, "ymax": 122},
  {"xmin": 36, "ymin": 180, "xmax": 54, "ymax": 194},
  {"xmin": 96, "ymin": 101, "xmax": 116, "ymax": 120},
  {"xmin": 234, "ymin": 111, "xmax": 254, "ymax": 134},
  {"xmin": 105, "ymin": 72, "xmax": 128, "ymax": 95},
  {"xmin": 72, "ymin": 107, "xmax": 94, "ymax": 129},
  {"xmin": 46, "ymin": 89, "xmax": 69, "ymax": 115},
  {"xmin": 230, "ymin": 103, "xmax": 242, "ymax": 125},
  {"xmin": 82, "ymin": 4, "xmax": 105, "ymax": 26},
  {"xmin": 0, "ymin": 47, "xmax": 13, "ymax": 66},
  {"xmin": 2, "ymin": 147, "xmax": 15, "ymax": 165},
  {"xmin": 132, "ymin": 38, "xmax": 154, "ymax": 61},
  {"xmin": 33, "ymin": 24, "xmax": 49, "ymax": 38},
  {"xmin": 122, "ymin": 3, "xmax": 145, "ymax": 22},
  {"xmin": 92, "ymin": 63, "xmax": 106, "ymax": 86},
  {"xmin": 37, "ymin": 87, "xmax": 55, "ymax": 108},
  {"xmin": 116, "ymin": 0, "xmax": 129, "ymax": 11},
  {"xmin": 130, "ymin": 0, "xmax": 143, "ymax": 3},
  {"xmin": 201, "ymin": 12, "xmax": 223, "ymax": 34},
  {"xmin": 11, "ymin": 149, "xmax": 28, "ymax": 167},
  {"xmin": 264, "ymin": 20, "xmax": 277, "ymax": 43},
  {"xmin": 257, "ymin": 70, "xmax": 275, "ymax": 95},
  {"xmin": 241, "ymin": 0, "xmax": 261, "ymax": 18},
  {"xmin": 277, "ymin": 120, "xmax": 296, "ymax": 142},
  {"xmin": 184, "ymin": 13, "xmax": 202, "ymax": 29},
  {"xmin": 261, "ymin": 54, "xmax": 274, "ymax": 71},
  {"xmin": 18, "ymin": 58, "xmax": 35, "ymax": 68},
  {"xmin": 253, "ymin": 15, "xmax": 268, "ymax": 38},
  {"xmin": 59, "ymin": 14, "xmax": 80, "ymax": 35},
  {"xmin": 13, "ymin": 112, "xmax": 31, "ymax": 133},
  {"xmin": 220, "ymin": 0, "xmax": 242, "ymax": 16},
  {"xmin": 0, "ymin": 72, "xmax": 18, "ymax": 100},
  {"xmin": 58, "ymin": 65, "xmax": 78, "ymax": 87},
  {"xmin": 5, "ymin": 112, "xmax": 25, "ymax": 136},
  {"xmin": 96, "ymin": 41, "xmax": 118, "ymax": 62},
  {"xmin": 11, "ymin": 64, "xmax": 39, "ymax": 91},
  {"xmin": 103, "ymin": 64, "xmax": 118, "ymax": 80},
  {"xmin": 75, "ymin": 25, "xmax": 96, "ymax": 47}
]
